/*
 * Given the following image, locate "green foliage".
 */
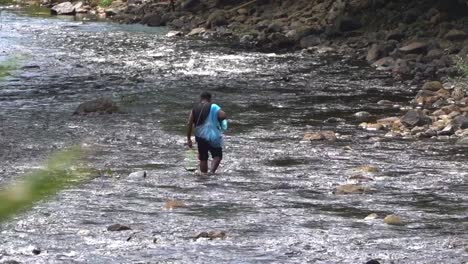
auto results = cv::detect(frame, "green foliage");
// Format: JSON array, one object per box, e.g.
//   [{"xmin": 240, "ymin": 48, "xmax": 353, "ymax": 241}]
[
  {"xmin": 0, "ymin": 0, "xmax": 15, "ymax": 5},
  {"xmin": 98, "ymin": 0, "xmax": 113, "ymax": 7},
  {"xmin": 0, "ymin": 147, "xmax": 92, "ymax": 223},
  {"xmin": 453, "ymin": 55, "xmax": 468, "ymax": 78}
]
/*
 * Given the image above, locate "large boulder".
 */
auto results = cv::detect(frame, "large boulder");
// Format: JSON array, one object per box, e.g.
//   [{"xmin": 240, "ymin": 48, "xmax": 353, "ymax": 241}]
[
  {"xmin": 51, "ymin": 2, "xmax": 76, "ymax": 15},
  {"xmin": 401, "ymin": 109, "xmax": 432, "ymax": 127},
  {"xmin": 73, "ymin": 98, "xmax": 119, "ymax": 115}
]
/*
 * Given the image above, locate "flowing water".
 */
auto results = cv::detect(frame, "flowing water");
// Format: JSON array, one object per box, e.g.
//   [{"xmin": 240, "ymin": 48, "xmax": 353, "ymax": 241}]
[{"xmin": 0, "ymin": 8, "xmax": 467, "ymax": 264}]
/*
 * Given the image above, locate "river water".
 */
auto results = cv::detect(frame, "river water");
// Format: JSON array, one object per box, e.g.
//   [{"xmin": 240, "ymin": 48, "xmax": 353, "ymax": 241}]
[{"xmin": 0, "ymin": 8, "xmax": 467, "ymax": 264}]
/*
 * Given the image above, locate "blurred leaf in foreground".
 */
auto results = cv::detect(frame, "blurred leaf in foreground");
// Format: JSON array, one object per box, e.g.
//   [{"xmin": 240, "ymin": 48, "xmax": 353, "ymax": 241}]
[{"xmin": 0, "ymin": 146, "xmax": 93, "ymax": 222}]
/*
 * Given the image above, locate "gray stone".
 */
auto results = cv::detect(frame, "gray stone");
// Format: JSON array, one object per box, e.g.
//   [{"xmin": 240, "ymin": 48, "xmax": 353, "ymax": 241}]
[
  {"xmin": 456, "ymin": 136, "xmax": 468, "ymax": 145},
  {"xmin": 335, "ymin": 16, "xmax": 361, "ymax": 32},
  {"xmin": 128, "ymin": 171, "xmax": 147, "ymax": 179},
  {"xmin": 401, "ymin": 110, "xmax": 432, "ymax": 127},
  {"xmin": 206, "ymin": 10, "xmax": 227, "ymax": 29},
  {"xmin": 399, "ymin": 42, "xmax": 428, "ymax": 54},
  {"xmin": 299, "ymin": 35, "xmax": 321, "ymax": 48},
  {"xmin": 453, "ymin": 116, "xmax": 468, "ymax": 129},
  {"xmin": 354, "ymin": 111, "xmax": 371, "ymax": 121},
  {"xmin": 366, "ymin": 44, "xmax": 382, "ymax": 62},
  {"xmin": 51, "ymin": 2, "xmax": 75, "ymax": 15},
  {"xmin": 422, "ymin": 81, "xmax": 443, "ymax": 91},
  {"xmin": 107, "ymin": 224, "xmax": 131, "ymax": 231},
  {"xmin": 373, "ymin": 57, "xmax": 395, "ymax": 70}
]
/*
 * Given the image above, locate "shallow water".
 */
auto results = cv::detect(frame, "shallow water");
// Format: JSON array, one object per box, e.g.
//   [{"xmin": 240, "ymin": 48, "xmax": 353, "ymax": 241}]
[{"xmin": 0, "ymin": 9, "xmax": 467, "ymax": 264}]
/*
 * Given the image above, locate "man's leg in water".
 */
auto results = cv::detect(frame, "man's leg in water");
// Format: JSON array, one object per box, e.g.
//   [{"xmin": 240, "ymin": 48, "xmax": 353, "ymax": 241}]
[
  {"xmin": 200, "ymin": 160, "xmax": 208, "ymax": 173},
  {"xmin": 210, "ymin": 147, "xmax": 223, "ymax": 174}
]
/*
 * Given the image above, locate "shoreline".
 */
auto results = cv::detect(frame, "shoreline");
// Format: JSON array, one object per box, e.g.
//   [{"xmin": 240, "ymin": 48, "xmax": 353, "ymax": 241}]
[{"xmin": 4, "ymin": 0, "xmax": 468, "ymax": 144}]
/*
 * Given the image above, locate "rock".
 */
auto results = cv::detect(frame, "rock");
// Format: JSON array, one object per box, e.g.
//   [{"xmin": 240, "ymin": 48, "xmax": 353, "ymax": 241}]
[
  {"xmin": 107, "ymin": 224, "xmax": 131, "ymax": 231},
  {"xmin": 457, "ymin": 137, "xmax": 468, "ymax": 145},
  {"xmin": 187, "ymin": 27, "xmax": 206, "ymax": 36},
  {"xmin": 401, "ymin": 110, "xmax": 431, "ymax": 127},
  {"xmin": 353, "ymin": 165, "xmax": 379, "ymax": 173},
  {"xmin": 422, "ymin": 81, "xmax": 443, "ymax": 91},
  {"xmin": 267, "ymin": 22, "xmax": 282, "ymax": 33},
  {"xmin": 73, "ymin": 98, "xmax": 119, "ymax": 115},
  {"xmin": 335, "ymin": 184, "xmax": 370, "ymax": 194},
  {"xmin": 267, "ymin": 33, "xmax": 295, "ymax": 49},
  {"xmin": 366, "ymin": 44, "xmax": 381, "ymax": 62},
  {"xmin": 32, "ymin": 247, "xmax": 41, "ymax": 255},
  {"xmin": 299, "ymin": 35, "xmax": 321, "ymax": 48},
  {"xmin": 377, "ymin": 116, "xmax": 400, "ymax": 126},
  {"xmin": 303, "ymin": 131, "xmax": 336, "ymax": 141},
  {"xmin": 427, "ymin": 49, "xmax": 444, "ymax": 59},
  {"xmin": 452, "ymin": 87, "xmax": 466, "ymax": 101},
  {"xmin": 128, "ymin": 171, "xmax": 146, "ymax": 179},
  {"xmin": 384, "ymin": 215, "xmax": 402, "ymax": 225},
  {"xmin": 141, "ymin": 14, "xmax": 163, "ymax": 27},
  {"xmin": 365, "ymin": 260, "xmax": 381, "ymax": 264},
  {"xmin": 51, "ymin": 2, "xmax": 76, "ymax": 15},
  {"xmin": 181, "ymin": 0, "xmax": 199, "ymax": 10},
  {"xmin": 364, "ymin": 213, "xmax": 379, "ymax": 220},
  {"xmin": 359, "ymin": 123, "xmax": 384, "ymax": 131},
  {"xmin": 453, "ymin": 116, "xmax": 468, "ymax": 129},
  {"xmin": 399, "ymin": 42, "xmax": 428, "ymax": 54},
  {"xmin": 323, "ymin": 117, "xmax": 345, "ymax": 123},
  {"xmin": 104, "ymin": 9, "xmax": 118, "ymax": 17},
  {"xmin": 348, "ymin": 174, "xmax": 373, "ymax": 181},
  {"xmin": 166, "ymin": 31, "xmax": 183, "ymax": 37},
  {"xmin": 377, "ymin": 100, "xmax": 394, "ymax": 106},
  {"xmin": 237, "ymin": 8, "xmax": 248, "ymax": 15},
  {"xmin": 386, "ymin": 30, "xmax": 405, "ymax": 41},
  {"xmin": 444, "ymin": 29, "xmax": 467, "ymax": 41},
  {"xmin": 164, "ymin": 199, "xmax": 186, "ymax": 210},
  {"xmin": 354, "ymin": 111, "xmax": 371, "ymax": 121},
  {"xmin": 437, "ymin": 124, "xmax": 455, "ymax": 136},
  {"xmin": 373, "ymin": 57, "xmax": 395, "ymax": 70},
  {"xmin": 1, "ymin": 261, "xmax": 21, "ymax": 264},
  {"xmin": 335, "ymin": 16, "xmax": 361, "ymax": 32},
  {"xmin": 195, "ymin": 231, "xmax": 226, "ymax": 240},
  {"xmin": 206, "ymin": 10, "xmax": 227, "ymax": 29}
]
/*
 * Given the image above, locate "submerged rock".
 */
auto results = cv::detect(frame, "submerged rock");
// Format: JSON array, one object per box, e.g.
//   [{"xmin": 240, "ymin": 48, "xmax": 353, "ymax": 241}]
[
  {"xmin": 364, "ymin": 213, "xmax": 379, "ymax": 220},
  {"xmin": 73, "ymin": 97, "xmax": 119, "ymax": 115},
  {"xmin": 32, "ymin": 247, "xmax": 41, "ymax": 255},
  {"xmin": 335, "ymin": 184, "xmax": 371, "ymax": 194},
  {"xmin": 164, "ymin": 199, "xmax": 186, "ymax": 210},
  {"xmin": 195, "ymin": 231, "xmax": 226, "ymax": 240},
  {"xmin": 107, "ymin": 224, "xmax": 131, "ymax": 231},
  {"xmin": 303, "ymin": 131, "xmax": 336, "ymax": 141},
  {"xmin": 365, "ymin": 260, "xmax": 381, "ymax": 264},
  {"xmin": 384, "ymin": 215, "xmax": 402, "ymax": 225},
  {"xmin": 128, "ymin": 171, "xmax": 146, "ymax": 179}
]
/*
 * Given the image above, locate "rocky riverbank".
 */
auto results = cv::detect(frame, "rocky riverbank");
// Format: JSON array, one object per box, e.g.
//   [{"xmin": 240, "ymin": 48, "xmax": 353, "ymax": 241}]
[{"xmin": 7, "ymin": 0, "xmax": 468, "ymax": 143}]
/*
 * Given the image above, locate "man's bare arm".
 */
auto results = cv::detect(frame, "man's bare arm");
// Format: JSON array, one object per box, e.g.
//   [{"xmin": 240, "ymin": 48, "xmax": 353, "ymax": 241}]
[{"xmin": 218, "ymin": 110, "xmax": 227, "ymax": 121}]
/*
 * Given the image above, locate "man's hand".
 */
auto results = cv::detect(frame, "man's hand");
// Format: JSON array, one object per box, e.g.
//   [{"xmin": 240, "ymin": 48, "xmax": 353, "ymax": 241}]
[{"xmin": 187, "ymin": 138, "xmax": 193, "ymax": 148}]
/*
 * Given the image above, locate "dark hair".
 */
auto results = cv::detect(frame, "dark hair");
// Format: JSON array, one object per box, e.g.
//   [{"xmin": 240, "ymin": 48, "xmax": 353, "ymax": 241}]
[{"xmin": 200, "ymin": 92, "xmax": 212, "ymax": 101}]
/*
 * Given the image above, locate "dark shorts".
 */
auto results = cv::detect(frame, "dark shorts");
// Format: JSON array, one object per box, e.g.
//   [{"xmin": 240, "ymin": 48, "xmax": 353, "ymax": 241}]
[{"xmin": 196, "ymin": 136, "xmax": 222, "ymax": 161}]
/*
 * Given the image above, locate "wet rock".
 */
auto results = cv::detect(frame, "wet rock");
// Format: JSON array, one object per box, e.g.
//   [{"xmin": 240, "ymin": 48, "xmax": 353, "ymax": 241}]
[
  {"xmin": 373, "ymin": 57, "xmax": 395, "ymax": 70},
  {"xmin": 107, "ymin": 224, "xmax": 131, "ymax": 231},
  {"xmin": 386, "ymin": 30, "xmax": 405, "ymax": 41},
  {"xmin": 195, "ymin": 231, "xmax": 226, "ymax": 240},
  {"xmin": 365, "ymin": 260, "xmax": 381, "ymax": 264},
  {"xmin": 444, "ymin": 29, "xmax": 467, "ymax": 41},
  {"xmin": 335, "ymin": 184, "xmax": 371, "ymax": 194},
  {"xmin": 401, "ymin": 110, "xmax": 431, "ymax": 127},
  {"xmin": 399, "ymin": 42, "xmax": 428, "ymax": 54},
  {"xmin": 51, "ymin": 2, "xmax": 75, "ymax": 15},
  {"xmin": 21, "ymin": 65, "xmax": 40, "ymax": 70},
  {"xmin": 364, "ymin": 213, "xmax": 379, "ymax": 220},
  {"xmin": 164, "ymin": 199, "xmax": 186, "ymax": 210},
  {"xmin": 187, "ymin": 27, "xmax": 206, "ymax": 36},
  {"xmin": 166, "ymin": 31, "xmax": 183, "ymax": 37},
  {"xmin": 335, "ymin": 16, "xmax": 361, "ymax": 32},
  {"xmin": 32, "ymin": 247, "xmax": 41, "ymax": 255},
  {"xmin": 366, "ymin": 44, "xmax": 382, "ymax": 62},
  {"xmin": 141, "ymin": 14, "xmax": 163, "ymax": 27},
  {"xmin": 303, "ymin": 131, "xmax": 336, "ymax": 141},
  {"xmin": 384, "ymin": 214, "xmax": 402, "ymax": 225},
  {"xmin": 299, "ymin": 35, "xmax": 321, "ymax": 48},
  {"xmin": 323, "ymin": 117, "xmax": 345, "ymax": 123},
  {"xmin": 377, "ymin": 116, "xmax": 399, "ymax": 126},
  {"xmin": 73, "ymin": 98, "xmax": 119, "ymax": 115},
  {"xmin": 354, "ymin": 111, "xmax": 371, "ymax": 121},
  {"xmin": 437, "ymin": 124, "xmax": 455, "ymax": 135},
  {"xmin": 1, "ymin": 261, "xmax": 21, "ymax": 264},
  {"xmin": 128, "ymin": 171, "xmax": 146, "ymax": 179},
  {"xmin": 457, "ymin": 136, "xmax": 468, "ymax": 145},
  {"xmin": 422, "ymin": 81, "xmax": 443, "ymax": 91},
  {"xmin": 359, "ymin": 122, "xmax": 384, "ymax": 131},
  {"xmin": 105, "ymin": 9, "xmax": 118, "ymax": 17},
  {"xmin": 353, "ymin": 165, "xmax": 379, "ymax": 173}
]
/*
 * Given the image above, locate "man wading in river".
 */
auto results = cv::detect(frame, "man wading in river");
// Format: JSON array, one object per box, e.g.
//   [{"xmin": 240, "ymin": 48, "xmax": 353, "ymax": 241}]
[{"xmin": 187, "ymin": 92, "xmax": 227, "ymax": 174}]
